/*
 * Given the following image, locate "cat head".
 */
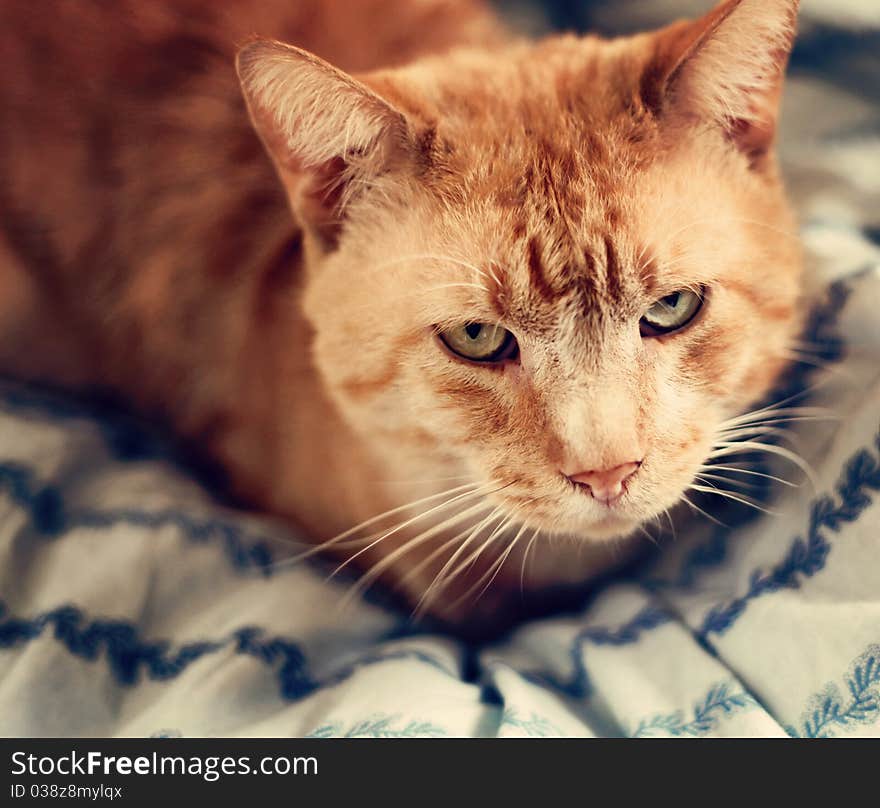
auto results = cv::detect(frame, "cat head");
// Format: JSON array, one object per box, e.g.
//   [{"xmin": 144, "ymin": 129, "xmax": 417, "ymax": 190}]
[{"xmin": 237, "ymin": 0, "xmax": 803, "ymax": 544}]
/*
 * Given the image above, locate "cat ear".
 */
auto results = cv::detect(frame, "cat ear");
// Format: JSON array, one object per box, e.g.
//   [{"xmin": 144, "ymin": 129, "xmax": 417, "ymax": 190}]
[
  {"xmin": 649, "ymin": 0, "xmax": 799, "ymax": 166},
  {"xmin": 237, "ymin": 40, "xmax": 412, "ymax": 248}
]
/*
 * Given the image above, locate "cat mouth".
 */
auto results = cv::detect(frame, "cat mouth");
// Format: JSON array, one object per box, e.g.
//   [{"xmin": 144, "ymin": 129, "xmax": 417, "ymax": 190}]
[
  {"xmin": 513, "ymin": 497, "xmax": 641, "ymax": 540},
  {"xmin": 487, "ymin": 483, "xmax": 648, "ymax": 541}
]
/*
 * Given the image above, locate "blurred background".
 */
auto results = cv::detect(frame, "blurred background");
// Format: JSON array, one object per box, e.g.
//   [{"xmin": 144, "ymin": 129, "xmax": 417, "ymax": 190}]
[{"xmin": 497, "ymin": 0, "xmax": 879, "ymax": 101}]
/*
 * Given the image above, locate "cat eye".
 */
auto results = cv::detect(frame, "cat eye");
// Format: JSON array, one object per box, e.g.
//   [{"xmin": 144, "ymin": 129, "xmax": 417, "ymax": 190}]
[
  {"xmin": 639, "ymin": 288, "xmax": 705, "ymax": 337},
  {"xmin": 438, "ymin": 322, "xmax": 519, "ymax": 363}
]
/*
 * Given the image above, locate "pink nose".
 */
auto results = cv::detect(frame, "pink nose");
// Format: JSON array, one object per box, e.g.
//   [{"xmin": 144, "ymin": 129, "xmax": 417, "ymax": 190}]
[{"xmin": 566, "ymin": 461, "xmax": 642, "ymax": 503}]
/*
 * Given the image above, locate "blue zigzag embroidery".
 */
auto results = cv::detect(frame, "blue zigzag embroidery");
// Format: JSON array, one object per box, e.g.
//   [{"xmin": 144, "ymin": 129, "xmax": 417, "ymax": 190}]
[
  {"xmin": 0, "ymin": 384, "xmax": 167, "ymax": 463},
  {"xmin": 0, "ymin": 600, "xmax": 454, "ymax": 701},
  {"xmin": 0, "ymin": 461, "xmax": 280, "ymax": 576},
  {"xmin": 697, "ymin": 430, "xmax": 880, "ymax": 640},
  {"xmin": 630, "ymin": 681, "xmax": 759, "ymax": 737},
  {"xmin": 518, "ymin": 604, "xmax": 674, "ymax": 698},
  {"xmin": 791, "ymin": 645, "xmax": 880, "ymax": 738},
  {"xmin": 0, "ymin": 458, "xmax": 414, "ymax": 619}
]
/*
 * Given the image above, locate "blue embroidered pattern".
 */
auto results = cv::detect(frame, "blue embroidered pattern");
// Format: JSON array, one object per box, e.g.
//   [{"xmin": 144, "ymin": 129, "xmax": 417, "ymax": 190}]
[
  {"xmin": 697, "ymin": 430, "xmax": 880, "ymax": 641},
  {"xmin": 0, "ymin": 384, "xmax": 167, "ymax": 463},
  {"xmin": 0, "ymin": 600, "xmax": 455, "ymax": 701},
  {"xmin": 0, "ymin": 456, "xmax": 414, "ymax": 620},
  {"xmin": 499, "ymin": 709, "xmax": 565, "ymax": 737},
  {"xmin": 306, "ymin": 715, "xmax": 447, "ymax": 738},
  {"xmin": 630, "ymin": 682, "xmax": 759, "ymax": 737},
  {"xmin": 0, "ymin": 460, "xmax": 280, "ymax": 575},
  {"xmin": 792, "ymin": 645, "xmax": 880, "ymax": 737},
  {"xmin": 519, "ymin": 605, "xmax": 674, "ymax": 698}
]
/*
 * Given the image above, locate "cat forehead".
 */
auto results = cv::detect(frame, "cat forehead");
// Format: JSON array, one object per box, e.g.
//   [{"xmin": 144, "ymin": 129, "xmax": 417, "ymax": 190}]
[
  {"xmin": 371, "ymin": 34, "xmax": 658, "ymax": 172},
  {"xmin": 378, "ymin": 34, "xmax": 645, "ymax": 123},
  {"xmin": 432, "ymin": 151, "xmax": 658, "ymax": 320},
  {"xmin": 360, "ymin": 38, "xmax": 733, "ymax": 320},
  {"xmin": 393, "ymin": 55, "xmax": 663, "ymax": 241},
  {"xmin": 494, "ymin": 228, "xmax": 650, "ymax": 330},
  {"xmin": 404, "ymin": 147, "xmax": 667, "ymax": 328}
]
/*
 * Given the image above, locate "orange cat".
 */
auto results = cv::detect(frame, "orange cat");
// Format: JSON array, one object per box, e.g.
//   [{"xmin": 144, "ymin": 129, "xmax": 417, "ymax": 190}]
[{"xmin": 0, "ymin": 0, "xmax": 803, "ymax": 630}]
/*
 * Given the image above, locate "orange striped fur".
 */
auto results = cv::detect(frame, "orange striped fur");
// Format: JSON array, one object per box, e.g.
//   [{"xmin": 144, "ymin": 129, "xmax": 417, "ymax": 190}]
[{"xmin": 0, "ymin": 1, "xmax": 803, "ymax": 630}]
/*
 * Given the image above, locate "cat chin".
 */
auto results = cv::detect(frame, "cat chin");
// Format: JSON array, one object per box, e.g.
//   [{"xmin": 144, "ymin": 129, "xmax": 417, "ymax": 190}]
[
  {"xmin": 551, "ymin": 513, "xmax": 640, "ymax": 542},
  {"xmin": 581, "ymin": 520, "xmax": 639, "ymax": 541}
]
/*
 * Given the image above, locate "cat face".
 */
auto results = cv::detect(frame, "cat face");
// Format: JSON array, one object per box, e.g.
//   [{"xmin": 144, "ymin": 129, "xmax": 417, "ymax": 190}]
[{"xmin": 240, "ymin": 0, "xmax": 802, "ymax": 545}]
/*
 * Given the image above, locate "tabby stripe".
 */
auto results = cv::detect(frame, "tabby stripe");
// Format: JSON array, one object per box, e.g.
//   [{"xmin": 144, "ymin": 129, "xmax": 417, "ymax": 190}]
[
  {"xmin": 603, "ymin": 235, "xmax": 622, "ymax": 301},
  {"xmin": 526, "ymin": 235, "xmax": 556, "ymax": 303}
]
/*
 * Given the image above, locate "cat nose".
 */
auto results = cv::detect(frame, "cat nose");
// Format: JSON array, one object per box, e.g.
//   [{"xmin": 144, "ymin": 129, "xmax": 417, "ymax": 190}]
[{"xmin": 566, "ymin": 461, "xmax": 642, "ymax": 503}]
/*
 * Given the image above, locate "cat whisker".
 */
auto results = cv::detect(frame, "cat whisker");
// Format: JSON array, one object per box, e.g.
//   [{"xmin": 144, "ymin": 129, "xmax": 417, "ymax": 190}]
[
  {"xmin": 637, "ymin": 525, "xmax": 661, "ymax": 547},
  {"xmin": 662, "ymin": 507, "xmax": 678, "ymax": 542},
  {"xmin": 638, "ymin": 254, "xmax": 700, "ymax": 274},
  {"xmin": 788, "ymin": 339, "xmax": 837, "ymax": 352},
  {"xmin": 519, "ymin": 526, "xmax": 541, "ymax": 596},
  {"xmin": 453, "ymin": 523, "xmax": 526, "ymax": 609},
  {"xmin": 377, "ymin": 474, "xmax": 473, "ymax": 486},
  {"xmin": 317, "ymin": 280, "xmax": 495, "ymax": 316},
  {"xmin": 375, "ymin": 484, "xmax": 523, "ymax": 610},
  {"xmin": 694, "ymin": 471, "xmax": 741, "ymax": 489},
  {"xmin": 438, "ymin": 509, "xmax": 521, "ymax": 591},
  {"xmin": 394, "ymin": 523, "xmax": 484, "ymax": 593},
  {"xmin": 634, "ymin": 240, "xmax": 652, "ymax": 271},
  {"xmin": 722, "ymin": 217, "xmax": 802, "ymax": 242},
  {"xmin": 485, "ymin": 261, "xmax": 503, "ymax": 288},
  {"xmin": 776, "ymin": 349, "xmax": 852, "ymax": 380},
  {"xmin": 698, "ymin": 463, "xmax": 797, "ymax": 487},
  {"xmin": 688, "ymin": 484, "xmax": 778, "ymax": 515},
  {"xmin": 362, "ymin": 252, "xmax": 497, "ymax": 286},
  {"xmin": 449, "ymin": 515, "xmax": 520, "ymax": 591},
  {"xmin": 411, "ymin": 507, "xmax": 508, "ymax": 618},
  {"xmin": 694, "ymin": 471, "xmax": 762, "ymax": 491},
  {"xmin": 266, "ymin": 481, "xmax": 484, "ymax": 572},
  {"xmin": 785, "ymin": 338, "xmax": 871, "ymax": 357},
  {"xmin": 426, "ymin": 254, "xmax": 495, "ymax": 280},
  {"xmin": 647, "ymin": 216, "xmax": 801, "ymax": 263},
  {"xmin": 329, "ymin": 484, "xmax": 505, "ymax": 578},
  {"xmin": 646, "ymin": 216, "xmax": 725, "ymax": 254},
  {"xmin": 720, "ymin": 416, "xmax": 838, "ymax": 432},
  {"xmin": 708, "ymin": 439, "xmax": 819, "ymax": 489},
  {"xmin": 326, "ymin": 532, "xmax": 388, "ymax": 552},
  {"xmin": 679, "ymin": 493, "xmax": 727, "ymax": 527},
  {"xmin": 716, "ymin": 426, "xmax": 817, "ymax": 465},
  {"xmin": 438, "ymin": 519, "xmax": 519, "ymax": 615},
  {"xmin": 718, "ymin": 404, "xmax": 832, "ymax": 429},
  {"xmin": 336, "ymin": 499, "xmax": 494, "ymax": 610},
  {"xmin": 716, "ymin": 425, "xmax": 788, "ymax": 441}
]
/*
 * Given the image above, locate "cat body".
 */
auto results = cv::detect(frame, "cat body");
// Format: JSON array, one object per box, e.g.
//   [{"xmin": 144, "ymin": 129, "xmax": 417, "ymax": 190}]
[{"xmin": 0, "ymin": 0, "xmax": 803, "ymax": 629}]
